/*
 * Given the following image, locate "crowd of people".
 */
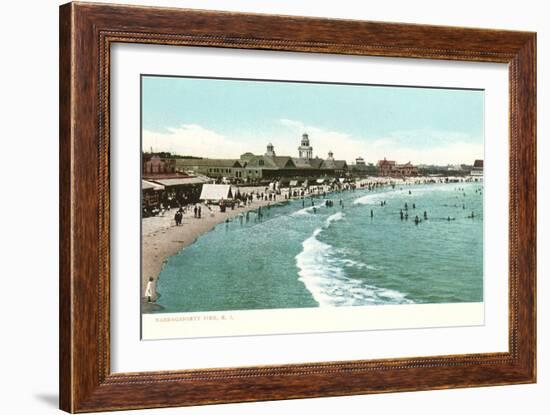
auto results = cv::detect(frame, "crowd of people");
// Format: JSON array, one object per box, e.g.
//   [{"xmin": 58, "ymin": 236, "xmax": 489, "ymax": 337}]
[{"xmin": 148, "ymin": 178, "xmax": 484, "ymax": 230}]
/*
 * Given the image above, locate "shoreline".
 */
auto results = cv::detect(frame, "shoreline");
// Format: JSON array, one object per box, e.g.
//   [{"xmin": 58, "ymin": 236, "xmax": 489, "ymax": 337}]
[
  {"xmin": 141, "ymin": 176, "xmax": 480, "ymax": 310},
  {"xmin": 141, "ymin": 194, "xmax": 277, "ymax": 306}
]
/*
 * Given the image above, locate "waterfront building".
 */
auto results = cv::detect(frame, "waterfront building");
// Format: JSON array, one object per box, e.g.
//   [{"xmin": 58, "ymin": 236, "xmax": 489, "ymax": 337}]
[
  {"xmin": 321, "ymin": 151, "xmax": 348, "ymax": 176},
  {"xmin": 377, "ymin": 158, "xmax": 418, "ymax": 177},
  {"xmin": 152, "ymin": 134, "xmax": 348, "ymax": 184},
  {"xmin": 394, "ymin": 161, "xmax": 418, "ymax": 176},
  {"xmin": 175, "ymin": 158, "xmax": 245, "ymax": 180},
  {"xmin": 239, "ymin": 135, "xmax": 348, "ymax": 181},
  {"xmin": 242, "ymin": 153, "xmax": 299, "ymax": 180},
  {"xmin": 143, "ymin": 154, "xmax": 176, "ymax": 174},
  {"xmin": 470, "ymin": 159, "xmax": 484, "ymax": 176},
  {"xmin": 377, "ymin": 158, "xmax": 397, "ymax": 176},
  {"xmin": 350, "ymin": 156, "xmax": 377, "ymax": 176},
  {"xmin": 142, "ymin": 153, "xmax": 213, "ymax": 207},
  {"xmin": 149, "ymin": 176, "xmax": 213, "ymax": 206},
  {"xmin": 142, "ymin": 180, "xmax": 165, "ymax": 212}
]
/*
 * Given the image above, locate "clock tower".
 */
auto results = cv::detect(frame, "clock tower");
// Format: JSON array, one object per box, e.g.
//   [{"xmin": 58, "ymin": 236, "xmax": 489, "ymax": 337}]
[{"xmin": 298, "ymin": 133, "xmax": 313, "ymax": 159}]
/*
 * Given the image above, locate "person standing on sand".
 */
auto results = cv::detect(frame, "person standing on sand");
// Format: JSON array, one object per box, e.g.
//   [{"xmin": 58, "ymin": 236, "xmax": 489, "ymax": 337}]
[
  {"xmin": 198, "ymin": 205, "xmax": 202, "ymax": 218},
  {"xmin": 145, "ymin": 277, "xmax": 154, "ymax": 303},
  {"xmin": 194, "ymin": 205, "xmax": 197, "ymax": 218}
]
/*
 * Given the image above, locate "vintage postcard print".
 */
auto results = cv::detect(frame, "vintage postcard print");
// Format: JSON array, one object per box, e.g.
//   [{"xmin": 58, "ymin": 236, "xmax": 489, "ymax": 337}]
[{"xmin": 140, "ymin": 76, "xmax": 484, "ymax": 339}]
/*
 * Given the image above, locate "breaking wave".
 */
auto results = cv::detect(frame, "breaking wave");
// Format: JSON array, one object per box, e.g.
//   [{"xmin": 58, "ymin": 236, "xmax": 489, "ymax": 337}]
[
  {"xmin": 352, "ymin": 184, "xmax": 455, "ymax": 206},
  {"xmin": 291, "ymin": 202, "xmax": 327, "ymax": 217},
  {"xmin": 353, "ymin": 191, "xmax": 400, "ymax": 206},
  {"xmin": 295, "ymin": 212, "xmax": 412, "ymax": 307}
]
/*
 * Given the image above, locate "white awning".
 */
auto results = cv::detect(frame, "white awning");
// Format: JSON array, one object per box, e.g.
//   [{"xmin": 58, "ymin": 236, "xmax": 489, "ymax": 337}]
[
  {"xmin": 152, "ymin": 177, "xmax": 211, "ymax": 187},
  {"xmin": 142, "ymin": 180, "xmax": 164, "ymax": 191},
  {"xmin": 199, "ymin": 184, "xmax": 233, "ymax": 201}
]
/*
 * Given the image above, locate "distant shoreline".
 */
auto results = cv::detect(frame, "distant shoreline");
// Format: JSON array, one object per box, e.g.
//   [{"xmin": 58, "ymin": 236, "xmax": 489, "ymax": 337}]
[{"xmin": 140, "ymin": 176, "xmax": 480, "ymax": 311}]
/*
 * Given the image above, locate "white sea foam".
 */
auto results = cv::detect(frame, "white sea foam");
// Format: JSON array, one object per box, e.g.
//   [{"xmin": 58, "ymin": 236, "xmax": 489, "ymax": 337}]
[
  {"xmin": 325, "ymin": 211, "xmax": 344, "ymax": 226},
  {"xmin": 352, "ymin": 184, "xmax": 456, "ymax": 206},
  {"xmin": 340, "ymin": 258, "xmax": 378, "ymax": 270},
  {"xmin": 291, "ymin": 203, "xmax": 326, "ymax": 217},
  {"xmin": 353, "ymin": 191, "xmax": 400, "ymax": 206},
  {"xmin": 295, "ymin": 212, "xmax": 412, "ymax": 307}
]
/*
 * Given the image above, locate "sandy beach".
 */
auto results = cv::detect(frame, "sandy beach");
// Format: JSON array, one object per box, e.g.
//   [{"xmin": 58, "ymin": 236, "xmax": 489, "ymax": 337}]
[{"xmin": 141, "ymin": 189, "xmax": 286, "ymax": 308}]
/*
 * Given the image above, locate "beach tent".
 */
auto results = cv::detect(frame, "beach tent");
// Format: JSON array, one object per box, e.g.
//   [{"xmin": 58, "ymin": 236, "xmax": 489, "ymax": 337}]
[
  {"xmin": 199, "ymin": 184, "xmax": 233, "ymax": 203},
  {"xmin": 289, "ymin": 180, "xmax": 298, "ymax": 187}
]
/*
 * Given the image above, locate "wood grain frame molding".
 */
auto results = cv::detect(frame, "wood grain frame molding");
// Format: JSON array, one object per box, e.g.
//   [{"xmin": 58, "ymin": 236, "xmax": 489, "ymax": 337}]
[{"xmin": 59, "ymin": 2, "xmax": 536, "ymax": 412}]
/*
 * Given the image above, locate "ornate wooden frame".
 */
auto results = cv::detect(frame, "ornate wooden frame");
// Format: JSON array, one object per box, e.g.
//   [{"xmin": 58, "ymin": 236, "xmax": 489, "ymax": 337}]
[{"xmin": 59, "ymin": 2, "xmax": 536, "ymax": 412}]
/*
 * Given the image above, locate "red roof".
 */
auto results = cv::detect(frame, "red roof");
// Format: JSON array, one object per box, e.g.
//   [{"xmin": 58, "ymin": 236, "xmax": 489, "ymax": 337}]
[{"xmin": 378, "ymin": 159, "xmax": 396, "ymax": 166}]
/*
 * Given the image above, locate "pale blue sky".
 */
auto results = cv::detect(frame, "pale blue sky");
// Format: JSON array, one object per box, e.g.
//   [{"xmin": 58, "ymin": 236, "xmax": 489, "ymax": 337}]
[{"xmin": 142, "ymin": 75, "xmax": 484, "ymax": 165}]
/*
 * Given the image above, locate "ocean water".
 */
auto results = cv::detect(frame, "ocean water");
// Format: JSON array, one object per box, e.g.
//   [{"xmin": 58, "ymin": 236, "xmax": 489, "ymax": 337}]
[{"xmin": 155, "ymin": 182, "xmax": 483, "ymax": 312}]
